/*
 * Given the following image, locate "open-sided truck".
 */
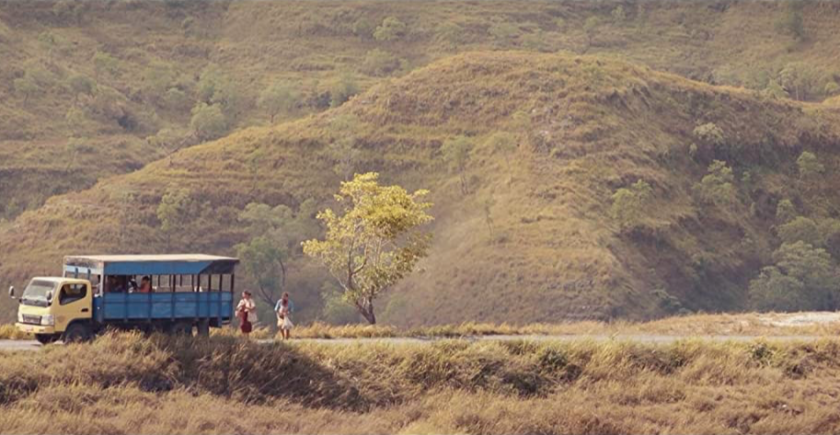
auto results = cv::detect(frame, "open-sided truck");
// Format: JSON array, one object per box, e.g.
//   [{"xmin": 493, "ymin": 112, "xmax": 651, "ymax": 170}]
[{"xmin": 9, "ymin": 254, "xmax": 238, "ymax": 344}]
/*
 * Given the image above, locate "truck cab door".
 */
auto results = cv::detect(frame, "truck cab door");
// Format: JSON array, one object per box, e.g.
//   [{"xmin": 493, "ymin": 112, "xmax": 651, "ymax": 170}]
[{"xmin": 54, "ymin": 282, "xmax": 92, "ymax": 332}]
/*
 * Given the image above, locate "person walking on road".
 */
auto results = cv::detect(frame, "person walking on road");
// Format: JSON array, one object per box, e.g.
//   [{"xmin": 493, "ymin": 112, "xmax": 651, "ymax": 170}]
[
  {"xmin": 275, "ymin": 292, "xmax": 294, "ymax": 340},
  {"xmin": 236, "ymin": 291, "xmax": 258, "ymax": 338}
]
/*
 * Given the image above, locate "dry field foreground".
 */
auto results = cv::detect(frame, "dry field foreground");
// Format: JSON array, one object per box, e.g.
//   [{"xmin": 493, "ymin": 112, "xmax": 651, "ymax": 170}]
[{"xmin": 2, "ymin": 331, "xmax": 840, "ymax": 434}]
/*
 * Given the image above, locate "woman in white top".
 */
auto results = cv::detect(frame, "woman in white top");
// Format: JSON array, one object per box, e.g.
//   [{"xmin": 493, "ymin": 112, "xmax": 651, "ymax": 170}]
[
  {"xmin": 236, "ymin": 291, "xmax": 258, "ymax": 338},
  {"xmin": 276, "ymin": 294, "xmax": 294, "ymax": 340}
]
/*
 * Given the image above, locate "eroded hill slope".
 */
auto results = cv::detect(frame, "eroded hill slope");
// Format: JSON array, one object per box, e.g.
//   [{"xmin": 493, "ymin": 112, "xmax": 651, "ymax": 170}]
[{"xmin": 1, "ymin": 51, "xmax": 840, "ymax": 325}]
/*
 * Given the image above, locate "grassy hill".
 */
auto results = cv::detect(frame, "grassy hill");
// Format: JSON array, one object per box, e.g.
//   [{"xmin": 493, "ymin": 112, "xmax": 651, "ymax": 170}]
[
  {"xmin": 2, "ymin": 50, "xmax": 839, "ymax": 325},
  {"xmin": 2, "ymin": 0, "xmax": 840, "ymax": 221}
]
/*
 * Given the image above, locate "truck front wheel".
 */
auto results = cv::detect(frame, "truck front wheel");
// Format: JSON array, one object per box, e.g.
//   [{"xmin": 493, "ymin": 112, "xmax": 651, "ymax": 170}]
[
  {"xmin": 63, "ymin": 323, "xmax": 93, "ymax": 343},
  {"xmin": 34, "ymin": 333, "xmax": 59, "ymax": 345}
]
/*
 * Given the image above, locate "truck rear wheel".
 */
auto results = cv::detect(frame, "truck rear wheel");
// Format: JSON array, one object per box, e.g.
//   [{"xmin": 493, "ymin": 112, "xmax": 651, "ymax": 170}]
[
  {"xmin": 169, "ymin": 321, "xmax": 193, "ymax": 336},
  {"xmin": 63, "ymin": 323, "xmax": 93, "ymax": 343},
  {"xmin": 197, "ymin": 319, "xmax": 210, "ymax": 337},
  {"xmin": 34, "ymin": 333, "xmax": 59, "ymax": 345}
]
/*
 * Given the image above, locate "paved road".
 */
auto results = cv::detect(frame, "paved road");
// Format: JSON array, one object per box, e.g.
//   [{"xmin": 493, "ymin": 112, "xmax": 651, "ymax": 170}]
[{"xmin": 0, "ymin": 334, "xmax": 831, "ymax": 351}]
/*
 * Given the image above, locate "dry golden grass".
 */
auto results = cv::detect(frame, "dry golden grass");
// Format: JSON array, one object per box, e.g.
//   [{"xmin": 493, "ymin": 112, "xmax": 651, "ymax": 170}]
[
  {"xmin": 291, "ymin": 313, "xmax": 840, "ymax": 339},
  {"xmin": 2, "ymin": 332, "xmax": 840, "ymax": 434},
  {"xmin": 0, "ymin": 323, "xmax": 31, "ymax": 340}
]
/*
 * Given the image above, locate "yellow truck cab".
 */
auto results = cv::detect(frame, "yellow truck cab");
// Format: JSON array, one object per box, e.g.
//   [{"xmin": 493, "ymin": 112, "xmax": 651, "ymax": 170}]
[{"xmin": 14, "ymin": 277, "xmax": 93, "ymax": 344}]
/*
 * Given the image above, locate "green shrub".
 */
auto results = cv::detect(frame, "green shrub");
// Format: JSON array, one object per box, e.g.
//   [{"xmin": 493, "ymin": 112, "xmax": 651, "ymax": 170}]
[
  {"xmin": 775, "ymin": 0, "xmax": 805, "ymax": 40},
  {"xmin": 775, "ymin": 199, "xmax": 797, "ymax": 224},
  {"xmin": 258, "ymin": 82, "xmax": 298, "ymax": 123},
  {"xmin": 695, "ymin": 160, "xmax": 737, "ymax": 206},
  {"xmin": 693, "ymin": 122, "xmax": 725, "ymax": 148},
  {"xmin": 143, "ymin": 61, "xmax": 178, "ymax": 102},
  {"xmin": 373, "ymin": 16, "xmax": 407, "ymax": 42},
  {"xmin": 749, "ymin": 241, "xmax": 839, "ymax": 311},
  {"xmin": 189, "ymin": 102, "xmax": 227, "ymax": 141},
  {"xmin": 797, "ymin": 151, "xmax": 824, "ymax": 178},
  {"xmin": 66, "ymin": 74, "xmax": 96, "ymax": 99},
  {"xmin": 749, "ymin": 240, "xmax": 838, "ymax": 312},
  {"xmin": 610, "ymin": 180, "xmax": 653, "ymax": 231},
  {"xmin": 163, "ymin": 87, "xmax": 190, "ymax": 111},
  {"xmin": 329, "ymin": 74, "xmax": 359, "ymax": 108},
  {"xmin": 777, "ymin": 216, "xmax": 821, "ymax": 246},
  {"xmin": 13, "ymin": 74, "xmax": 40, "ymax": 104},
  {"xmin": 352, "ymin": 16, "xmax": 377, "ymax": 39}
]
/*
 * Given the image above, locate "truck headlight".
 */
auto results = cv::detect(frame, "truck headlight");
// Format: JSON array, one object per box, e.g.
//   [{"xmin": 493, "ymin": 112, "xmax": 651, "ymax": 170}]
[
  {"xmin": 40, "ymin": 315, "xmax": 54, "ymax": 326},
  {"xmin": 17, "ymin": 312, "xmax": 23, "ymax": 323}
]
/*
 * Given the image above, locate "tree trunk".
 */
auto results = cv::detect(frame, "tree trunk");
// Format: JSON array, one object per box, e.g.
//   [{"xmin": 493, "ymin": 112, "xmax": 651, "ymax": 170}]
[{"xmin": 356, "ymin": 298, "xmax": 376, "ymax": 324}]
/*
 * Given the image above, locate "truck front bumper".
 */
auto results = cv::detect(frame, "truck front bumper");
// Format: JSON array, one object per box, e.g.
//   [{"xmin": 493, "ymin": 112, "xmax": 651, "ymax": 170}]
[{"xmin": 15, "ymin": 323, "xmax": 56, "ymax": 335}]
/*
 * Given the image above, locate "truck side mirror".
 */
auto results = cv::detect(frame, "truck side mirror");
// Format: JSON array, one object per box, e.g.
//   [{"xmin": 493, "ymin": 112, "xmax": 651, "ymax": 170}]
[
  {"xmin": 8, "ymin": 286, "xmax": 14, "ymax": 299},
  {"xmin": 45, "ymin": 290, "xmax": 53, "ymax": 302}
]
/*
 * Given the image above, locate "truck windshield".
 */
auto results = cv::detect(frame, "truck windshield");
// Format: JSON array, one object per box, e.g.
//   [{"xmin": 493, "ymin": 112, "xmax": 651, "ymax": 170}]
[{"xmin": 21, "ymin": 280, "xmax": 56, "ymax": 307}]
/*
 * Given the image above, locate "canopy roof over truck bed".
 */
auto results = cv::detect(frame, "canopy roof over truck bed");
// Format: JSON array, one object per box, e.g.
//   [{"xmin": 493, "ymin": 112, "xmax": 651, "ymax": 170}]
[{"xmin": 64, "ymin": 254, "xmax": 239, "ymax": 276}]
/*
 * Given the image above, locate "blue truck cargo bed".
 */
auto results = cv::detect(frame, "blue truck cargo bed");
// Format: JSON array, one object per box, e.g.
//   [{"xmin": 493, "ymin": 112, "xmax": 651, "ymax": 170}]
[{"xmin": 94, "ymin": 292, "xmax": 233, "ymax": 322}]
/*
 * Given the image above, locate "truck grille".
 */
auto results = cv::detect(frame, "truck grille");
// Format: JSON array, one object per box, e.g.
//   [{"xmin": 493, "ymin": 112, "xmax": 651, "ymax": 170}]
[{"xmin": 21, "ymin": 314, "xmax": 41, "ymax": 325}]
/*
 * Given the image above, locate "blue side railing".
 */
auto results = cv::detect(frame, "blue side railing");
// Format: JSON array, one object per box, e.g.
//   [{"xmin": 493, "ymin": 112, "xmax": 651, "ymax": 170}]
[{"xmin": 94, "ymin": 292, "xmax": 233, "ymax": 322}]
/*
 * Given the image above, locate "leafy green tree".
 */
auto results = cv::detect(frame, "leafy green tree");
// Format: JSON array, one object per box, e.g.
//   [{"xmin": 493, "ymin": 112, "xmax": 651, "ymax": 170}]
[
  {"xmin": 157, "ymin": 187, "xmax": 195, "ymax": 247},
  {"xmin": 775, "ymin": 199, "xmax": 797, "ymax": 224},
  {"xmin": 797, "ymin": 151, "xmax": 824, "ymax": 178},
  {"xmin": 777, "ymin": 216, "xmax": 821, "ymax": 246},
  {"xmin": 610, "ymin": 180, "xmax": 653, "ymax": 231},
  {"xmin": 775, "ymin": 0, "xmax": 805, "ymax": 40},
  {"xmin": 236, "ymin": 236, "xmax": 286, "ymax": 307},
  {"xmin": 303, "ymin": 173, "xmax": 433, "ymax": 324},
  {"xmin": 352, "ymin": 16, "xmax": 376, "ymax": 39},
  {"xmin": 441, "ymin": 135, "xmax": 473, "ymax": 195},
  {"xmin": 373, "ymin": 16, "xmax": 407, "ymax": 42},
  {"xmin": 750, "ymin": 241, "xmax": 838, "ymax": 311},
  {"xmin": 237, "ymin": 200, "xmax": 320, "ymax": 307},
  {"xmin": 777, "ymin": 241, "xmax": 838, "ymax": 308},
  {"xmin": 749, "ymin": 266, "xmax": 805, "ymax": 311},
  {"xmin": 329, "ymin": 74, "xmax": 359, "ymax": 108},
  {"xmin": 361, "ymin": 49, "xmax": 401, "ymax": 76},
  {"xmin": 320, "ymin": 281, "xmax": 360, "ymax": 324},
  {"xmin": 190, "ymin": 102, "xmax": 227, "ymax": 141},
  {"xmin": 258, "ymin": 82, "xmax": 297, "ymax": 123},
  {"xmin": 695, "ymin": 160, "xmax": 737, "ymax": 206},
  {"xmin": 196, "ymin": 64, "xmax": 248, "ymax": 119},
  {"xmin": 780, "ymin": 62, "xmax": 820, "ymax": 101}
]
